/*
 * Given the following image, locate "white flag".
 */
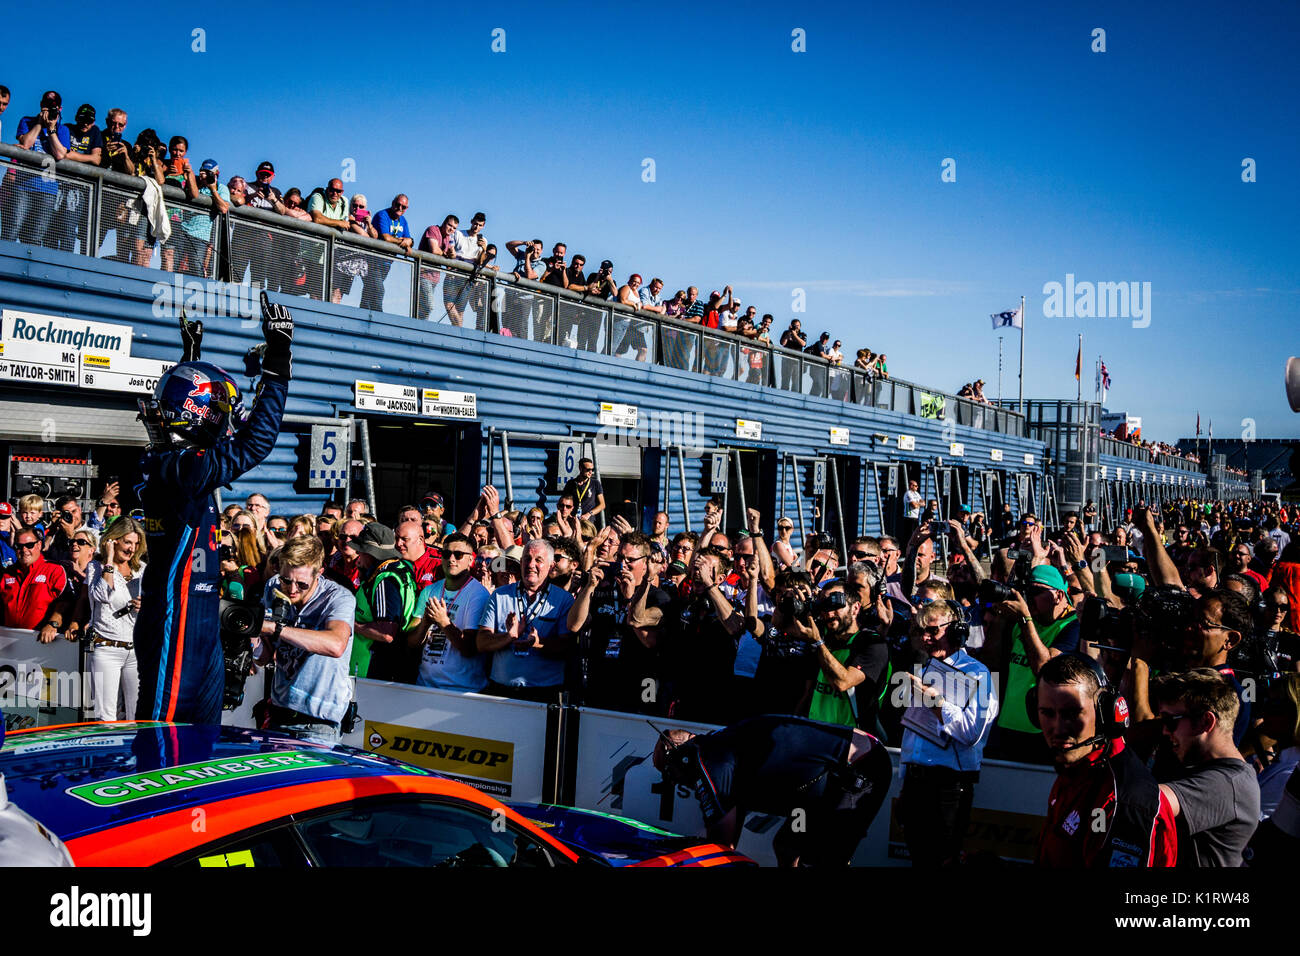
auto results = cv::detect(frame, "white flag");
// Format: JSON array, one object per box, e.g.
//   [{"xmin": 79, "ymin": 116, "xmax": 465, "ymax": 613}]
[{"xmin": 991, "ymin": 305, "xmax": 1023, "ymax": 330}]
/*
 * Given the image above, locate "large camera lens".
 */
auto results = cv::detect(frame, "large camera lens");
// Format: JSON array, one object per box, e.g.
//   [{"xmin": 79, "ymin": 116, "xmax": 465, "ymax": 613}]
[{"xmin": 978, "ymin": 580, "xmax": 1016, "ymax": 604}]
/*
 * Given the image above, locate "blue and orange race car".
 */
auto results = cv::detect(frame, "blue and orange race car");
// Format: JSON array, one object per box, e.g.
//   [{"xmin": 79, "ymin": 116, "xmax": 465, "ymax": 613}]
[{"xmin": 0, "ymin": 722, "xmax": 752, "ymax": 868}]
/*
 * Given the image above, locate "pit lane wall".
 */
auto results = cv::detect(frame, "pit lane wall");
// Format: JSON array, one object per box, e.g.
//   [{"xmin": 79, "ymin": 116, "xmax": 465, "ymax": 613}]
[{"xmin": 237, "ymin": 680, "xmax": 1054, "ymax": 866}]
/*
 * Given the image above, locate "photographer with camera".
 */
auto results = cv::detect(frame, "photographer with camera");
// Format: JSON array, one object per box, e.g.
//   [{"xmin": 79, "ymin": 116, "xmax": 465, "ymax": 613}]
[
  {"xmin": 779, "ymin": 580, "xmax": 891, "ymax": 733},
  {"xmin": 986, "ymin": 564, "xmax": 1081, "ymax": 763},
  {"xmin": 251, "ymin": 534, "xmax": 355, "ymax": 745},
  {"xmin": 652, "ymin": 714, "xmax": 892, "ymax": 866},
  {"xmin": 134, "ymin": 291, "xmax": 292, "ymax": 725},
  {"xmin": 5, "ymin": 91, "xmax": 70, "ymax": 246},
  {"xmin": 896, "ymin": 600, "xmax": 998, "ymax": 866},
  {"xmin": 1032, "ymin": 654, "xmax": 1177, "ymax": 867}
]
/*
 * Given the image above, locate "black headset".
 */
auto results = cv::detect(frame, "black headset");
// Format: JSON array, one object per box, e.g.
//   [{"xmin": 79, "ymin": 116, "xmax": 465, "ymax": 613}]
[
  {"xmin": 1025, "ymin": 653, "xmax": 1130, "ymax": 742},
  {"xmin": 925, "ymin": 599, "xmax": 971, "ymax": 647}
]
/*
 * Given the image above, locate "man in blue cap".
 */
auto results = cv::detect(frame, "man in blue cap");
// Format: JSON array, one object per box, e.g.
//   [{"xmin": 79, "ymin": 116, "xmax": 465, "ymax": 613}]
[
  {"xmin": 181, "ymin": 158, "xmax": 229, "ymax": 276},
  {"xmin": 989, "ymin": 564, "xmax": 1082, "ymax": 763}
]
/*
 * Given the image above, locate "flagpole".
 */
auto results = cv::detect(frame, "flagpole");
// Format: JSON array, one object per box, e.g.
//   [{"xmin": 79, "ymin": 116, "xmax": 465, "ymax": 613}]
[
  {"xmin": 997, "ymin": 336, "xmax": 1004, "ymax": 403},
  {"xmin": 1018, "ymin": 294, "xmax": 1025, "ymax": 416}
]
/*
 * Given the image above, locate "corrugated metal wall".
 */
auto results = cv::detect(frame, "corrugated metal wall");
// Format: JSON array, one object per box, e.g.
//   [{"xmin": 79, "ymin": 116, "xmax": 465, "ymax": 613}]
[{"xmin": 0, "ymin": 243, "xmax": 1050, "ymax": 545}]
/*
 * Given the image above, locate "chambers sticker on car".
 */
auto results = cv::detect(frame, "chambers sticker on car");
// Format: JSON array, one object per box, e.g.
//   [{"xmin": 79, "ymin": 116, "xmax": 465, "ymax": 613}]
[{"xmin": 66, "ymin": 752, "xmax": 347, "ymax": 807}]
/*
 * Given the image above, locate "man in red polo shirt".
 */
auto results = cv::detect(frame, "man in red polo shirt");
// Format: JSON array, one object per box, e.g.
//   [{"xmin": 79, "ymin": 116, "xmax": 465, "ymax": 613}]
[
  {"xmin": 1034, "ymin": 654, "xmax": 1176, "ymax": 867},
  {"xmin": 1, "ymin": 527, "xmax": 69, "ymax": 637}
]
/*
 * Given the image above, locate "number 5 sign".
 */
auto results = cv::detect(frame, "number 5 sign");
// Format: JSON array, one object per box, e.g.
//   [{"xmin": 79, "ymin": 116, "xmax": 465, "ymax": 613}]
[{"xmin": 308, "ymin": 424, "xmax": 350, "ymax": 489}]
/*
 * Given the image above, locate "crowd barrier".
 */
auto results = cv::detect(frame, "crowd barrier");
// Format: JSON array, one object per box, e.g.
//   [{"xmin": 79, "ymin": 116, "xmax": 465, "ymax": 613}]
[
  {"xmin": 2, "ymin": 628, "xmax": 1058, "ymax": 864},
  {"xmin": 0, "ymin": 625, "xmax": 85, "ymax": 732}
]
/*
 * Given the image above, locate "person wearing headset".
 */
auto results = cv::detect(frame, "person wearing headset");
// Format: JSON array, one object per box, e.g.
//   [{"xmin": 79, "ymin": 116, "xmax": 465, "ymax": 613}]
[
  {"xmin": 1032, "ymin": 653, "xmax": 1177, "ymax": 867},
  {"xmin": 896, "ymin": 600, "xmax": 998, "ymax": 867}
]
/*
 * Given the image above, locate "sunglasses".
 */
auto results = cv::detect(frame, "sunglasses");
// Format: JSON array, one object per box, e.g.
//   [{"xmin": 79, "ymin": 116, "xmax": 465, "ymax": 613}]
[
  {"xmin": 71, "ymin": 539, "xmax": 93, "ymax": 548},
  {"xmin": 443, "ymin": 549, "xmax": 475, "ymax": 560},
  {"xmin": 849, "ymin": 550, "xmax": 877, "ymax": 560},
  {"xmin": 16, "ymin": 541, "xmax": 39, "ymax": 550},
  {"xmin": 1159, "ymin": 712, "xmax": 1192, "ymax": 732},
  {"xmin": 919, "ymin": 624, "xmax": 949, "ymax": 637}
]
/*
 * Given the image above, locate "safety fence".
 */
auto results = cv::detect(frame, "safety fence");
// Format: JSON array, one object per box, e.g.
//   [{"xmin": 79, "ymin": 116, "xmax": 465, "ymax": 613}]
[{"xmin": 0, "ymin": 143, "xmax": 1025, "ymax": 439}]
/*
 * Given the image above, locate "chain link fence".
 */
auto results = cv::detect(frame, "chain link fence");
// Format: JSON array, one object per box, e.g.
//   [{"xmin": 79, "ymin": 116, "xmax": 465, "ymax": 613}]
[
  {"xmin": 660, "ymin": 325, "xmax": 699, "ymax": 372},
  {"xmin": 773, "ymin": 352, "xmax": 801, "ymax": 392},
  {"xmin": 498, "ymin": 282, "xmax": 557, "ymax": 342},
  {"xmin": 735, "ymin": 342, "xmax": 769, "ymax": 385},
  {"xmin": 416, "ymin": 262, "xmax": 491, "ymax": 331},
  {"xmin": 610, "ymin": 313, "xmax": 656, "ymax": 363},
  {"xmin": 802, "ymin": 360, "xmax": 829, "ymax": 398},
  {"xmin": 331, "ymin": 239, "xmax": 412, "ymax": 315},
  {"xmin": 0, "ymin": 163, "xmax": 93, "ymax": 254},
  {"xmin": 229, "ymin": 217, "xmax": 326, "ymax": 299},
  {"xmin": 701, "ymin": 332, "xmax": 737, "ymax": 379},
  {"xmin": 562, "ymin": 300, "xmax": 610, "ymax": 353}
]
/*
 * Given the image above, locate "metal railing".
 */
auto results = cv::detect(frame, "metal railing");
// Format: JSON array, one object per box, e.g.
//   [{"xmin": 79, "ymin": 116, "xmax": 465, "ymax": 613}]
[
  {"xmin": 1099, "ymin": 436, "xmax": 1203, "ymax": 473},
  {"xmin": 0, "ymin": 143, "xmax": 1027, "ymax": 437}
]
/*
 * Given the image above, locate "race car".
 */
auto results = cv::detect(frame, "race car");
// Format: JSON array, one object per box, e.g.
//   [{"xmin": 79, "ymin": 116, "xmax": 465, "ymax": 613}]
[{"xmin": 0, "ymin": 721, "xmax": 751, "ymax": 867}]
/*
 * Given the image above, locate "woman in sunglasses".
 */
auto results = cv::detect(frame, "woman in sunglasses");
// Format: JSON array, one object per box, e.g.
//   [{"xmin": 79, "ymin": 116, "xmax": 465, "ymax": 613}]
[
  {"xmin": 772, "ymin": 519, "xmax": 798, "ymax": 571},
  {"xmin": 83, "ymin": 518, "xmax": 147, "ymax": 721}
]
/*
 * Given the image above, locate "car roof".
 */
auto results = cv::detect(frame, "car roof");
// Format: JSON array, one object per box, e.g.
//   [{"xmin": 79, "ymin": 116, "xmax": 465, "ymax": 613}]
[{"xmin": 0, "ymin": 721, "xmax": 463, "ymax": 846}]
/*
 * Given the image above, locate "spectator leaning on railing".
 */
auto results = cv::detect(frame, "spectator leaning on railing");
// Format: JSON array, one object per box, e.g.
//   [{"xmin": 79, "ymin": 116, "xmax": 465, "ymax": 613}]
[{"xmin": 6, "ymin": 90, "xmax": 70, "ymax": 246}]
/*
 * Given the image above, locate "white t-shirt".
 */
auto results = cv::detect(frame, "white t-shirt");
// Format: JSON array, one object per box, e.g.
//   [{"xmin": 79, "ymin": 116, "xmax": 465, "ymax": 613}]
[
  {"xmin": 415, "ymin": 577, "xmax": 492, "ymax": 692},
  {"xmin": 904, "ymin": 490, "xmax": 923, "ymax": 519}
]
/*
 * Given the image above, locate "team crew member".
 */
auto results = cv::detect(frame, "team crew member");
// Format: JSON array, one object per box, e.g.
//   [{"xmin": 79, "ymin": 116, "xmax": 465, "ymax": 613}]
[
  {"xmin": 653, "ymin": 714, "xmax": 893, "ymax": 866},
  {"xmin": 477, "ymin": 539, "xmax": 576, "ymax": 702},
  {"xmin": 561, "ymin": 458, "xmax": 605, "ymax": 522},
  {"xmin": 1, "ymin": 527, "xmax": 68, "ymax": 634},
  {"xmin": 134, "ymin": 293, "xmax": 292, "ymax": 725},
  {"xmin": 352, "ymin": 523, "xmax": 419, "ymax": 681},
  {"xmin": 568, "ymin": 531, "xmax": 671, "ymax": 712},
  {"xmin": 897, "ymin": 601, "xmax": 998, "ymax": 867},
  {"xmin": 253, "ymin": 535, "xmax": 354, "ymax": 745},
  {"xmin": 1033, "ymin": 654, "xmax": 1177, "ymax": 867},
  {"xmin": 408, "ymin": 533, "xmax": 492, "ymax": 693}
]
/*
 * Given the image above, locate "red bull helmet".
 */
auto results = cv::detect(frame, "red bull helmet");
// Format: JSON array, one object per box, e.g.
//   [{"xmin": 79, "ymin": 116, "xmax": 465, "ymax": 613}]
[{"xmin": 139, "ymin": 361, "xmax": 244, "ymax": 448}]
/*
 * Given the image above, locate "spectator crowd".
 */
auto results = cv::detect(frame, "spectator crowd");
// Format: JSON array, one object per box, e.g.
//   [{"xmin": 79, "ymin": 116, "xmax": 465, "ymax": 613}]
[
  {"xmin": 1, "ymin": 84, "xmax": 908, "ymax": 383},
  {"xmin": 4, "ymin": 465, "xmax": 1299, "ymax": 866}
]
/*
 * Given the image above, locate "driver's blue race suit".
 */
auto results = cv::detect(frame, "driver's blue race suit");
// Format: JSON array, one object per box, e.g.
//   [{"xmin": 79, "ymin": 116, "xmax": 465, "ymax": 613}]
[{"xmin": 134, "ymin": 377, "xmax": 287, "ymax": 725}]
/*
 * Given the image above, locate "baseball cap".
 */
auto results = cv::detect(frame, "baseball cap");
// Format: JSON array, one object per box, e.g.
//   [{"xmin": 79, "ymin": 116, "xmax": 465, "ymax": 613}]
[
  {"xmin": 1027, "ymin": 565, "xmax": 1068, "ymax": 593},
  {"xmin": 0, "ymin": 502, "xmax": 12, "ymax": 518},
  {"xmin": 74, "ymin": 104, "xmax": 95, "ymax": 123},
  {"xmin": 960, "ymin": 504, "xmax": 972, "ymax": 513},
  {"xmin": 41, "ymin": 91, "xmax": 62, "ymax": 108},
  {"xmin": 354, "ymin": 522, "xmax": 399, "ymax": 562},
  {"xmin": 256, "ymin": 160, "xmax": 275, "ymax": 174},
  {"xmin": 200, "ymin": 158, "xmax": 220, "ymax": 174},
  {"xmin": 421, "ymin": 494, "xmax": 444, "ymax": 509},
  {"xmin": 601, "ymin": 259, "xmax": 614, "ymax": 271},
  {"xmin": 1112, "ymin": 573, "xmax": 1147, "ymax": 603}
]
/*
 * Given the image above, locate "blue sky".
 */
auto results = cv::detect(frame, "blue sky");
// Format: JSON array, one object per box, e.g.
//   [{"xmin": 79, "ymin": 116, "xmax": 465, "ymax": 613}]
[{"xmin": 6, "ymin": 0, "xmax": 1298, "ymax": 440}]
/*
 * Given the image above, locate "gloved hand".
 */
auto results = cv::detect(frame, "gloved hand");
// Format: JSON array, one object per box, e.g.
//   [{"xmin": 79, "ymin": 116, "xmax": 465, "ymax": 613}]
[
  {"xmin": 179, "ymin": 308, "xmax": 203, "ymax": 362},
  {"xmin": 259, "ymin": 290, "xmax": 294, "ymax": 379}
]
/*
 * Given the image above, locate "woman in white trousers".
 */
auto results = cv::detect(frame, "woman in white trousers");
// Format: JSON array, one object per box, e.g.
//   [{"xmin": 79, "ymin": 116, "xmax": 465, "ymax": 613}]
[{"xmin": 85, "ymin": 517, "xmax": 147, "ymax": 721}]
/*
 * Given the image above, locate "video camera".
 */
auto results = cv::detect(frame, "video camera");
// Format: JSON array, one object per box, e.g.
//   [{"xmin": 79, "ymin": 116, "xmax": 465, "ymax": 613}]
[
  {"xmin": 977, "ymin": 548, "xmax": 1034, "ymax": 604},
  {"xmin": 218, "ymin": 587, "xmax": 291, "ymax": 710},
  {"xmin": 778, "ymin": 589, "xmax": 848, "ymax": 621}
]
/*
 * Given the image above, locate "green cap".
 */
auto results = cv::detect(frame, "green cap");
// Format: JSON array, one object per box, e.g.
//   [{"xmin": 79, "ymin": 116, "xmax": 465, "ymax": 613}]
[
  {"xmin": 1028, "ymin": 564, "xmax": 1068, "ymax": 592},
  {"xmin": 1112, "ymin": 572, "xmax": 1147, "ymax": 601}
]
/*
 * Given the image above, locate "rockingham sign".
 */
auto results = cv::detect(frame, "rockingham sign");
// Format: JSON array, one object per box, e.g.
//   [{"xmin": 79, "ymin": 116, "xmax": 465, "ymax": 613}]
[{"xmin": 0, "ymin": 308, "xmax": 172, "ymax": 395}]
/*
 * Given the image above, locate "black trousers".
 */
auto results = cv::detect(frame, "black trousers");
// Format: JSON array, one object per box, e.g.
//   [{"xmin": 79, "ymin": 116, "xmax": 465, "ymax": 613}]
[{"xmin": 897, "ymin": 764, "xmax": 979, "ymax": 867}]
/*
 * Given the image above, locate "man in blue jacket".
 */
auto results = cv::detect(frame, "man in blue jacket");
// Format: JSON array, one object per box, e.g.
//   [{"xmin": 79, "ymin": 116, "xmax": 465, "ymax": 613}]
[{"xmin": 134, "ymin": 293, "xmax": 292, "ymax": 725}]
